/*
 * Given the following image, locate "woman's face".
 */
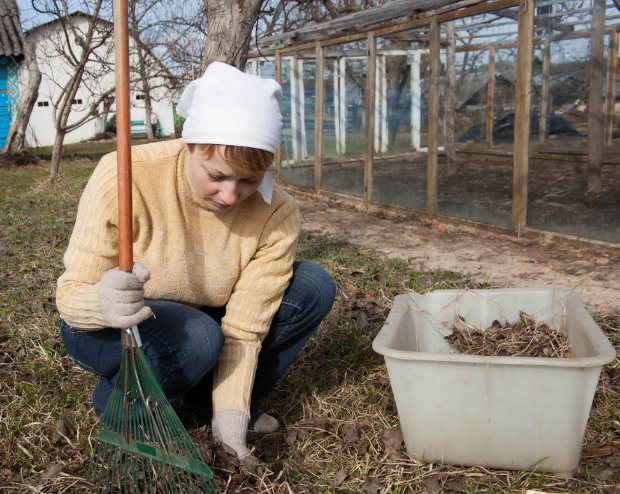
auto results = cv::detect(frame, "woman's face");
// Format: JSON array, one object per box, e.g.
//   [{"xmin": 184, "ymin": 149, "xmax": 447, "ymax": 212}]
[{"xmin": 186, "ymin": 145, "xmax": 264, "ymax": 212}]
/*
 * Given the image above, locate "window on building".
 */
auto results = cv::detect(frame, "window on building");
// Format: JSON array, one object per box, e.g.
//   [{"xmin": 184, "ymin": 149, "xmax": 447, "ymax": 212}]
[
  {"xmin": 136, "ymin": 94, "xmax": 145, "ymax": 100},
  {"xmin": 37, "ymin": 101, "xmax": 50, "ymax": 107},
  {"xmin": 72, "ymin": 99, "xmax": 83, "ymax": 105}
]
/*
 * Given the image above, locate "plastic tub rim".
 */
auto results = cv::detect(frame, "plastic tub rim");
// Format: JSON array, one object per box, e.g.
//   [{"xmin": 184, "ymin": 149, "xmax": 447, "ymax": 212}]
[{"xmin": 372, "ymin": 288, "xmax": 617, "ymax": 368}]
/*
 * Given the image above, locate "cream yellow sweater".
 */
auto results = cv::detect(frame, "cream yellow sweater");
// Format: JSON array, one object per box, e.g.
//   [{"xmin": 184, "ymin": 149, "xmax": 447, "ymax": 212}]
[{"xmin": 56, "ymin": 139, "xmax": 301, "ymax": 416}]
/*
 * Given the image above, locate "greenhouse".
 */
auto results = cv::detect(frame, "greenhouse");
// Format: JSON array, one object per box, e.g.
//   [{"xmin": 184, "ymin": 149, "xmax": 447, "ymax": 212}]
[{"xmin": 247, "ymin": 0, "xmax": 620, "ymax": 245}]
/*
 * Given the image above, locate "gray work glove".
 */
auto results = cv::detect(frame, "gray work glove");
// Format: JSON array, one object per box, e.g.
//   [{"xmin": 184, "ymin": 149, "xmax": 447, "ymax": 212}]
[
  {"xmin": 212, "ymin": 410, "xmax": 250, "ymax": 458},
  {"xmin": 212, "ymin": 410, "xmax": 268, "ymax": 477},
  {"xmin": 98, "ymin": 262, "xmax": 153, "ymax": 329}
]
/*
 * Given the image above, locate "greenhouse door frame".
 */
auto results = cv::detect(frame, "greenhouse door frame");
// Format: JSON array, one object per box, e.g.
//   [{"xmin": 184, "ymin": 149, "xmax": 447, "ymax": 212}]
[
  {"xmin": 373, "ymin": 49, "xmax": 427, "ymax": 154},
  {"xmin": 249, "ymin": 50, "xmax": 429, "ymax": 162}
]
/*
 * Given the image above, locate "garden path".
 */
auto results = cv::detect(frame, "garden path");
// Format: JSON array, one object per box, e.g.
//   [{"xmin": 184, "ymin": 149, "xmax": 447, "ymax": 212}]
[{"xmin": 295, "ymin": 196, "xmax": 620, "ymax": 315}]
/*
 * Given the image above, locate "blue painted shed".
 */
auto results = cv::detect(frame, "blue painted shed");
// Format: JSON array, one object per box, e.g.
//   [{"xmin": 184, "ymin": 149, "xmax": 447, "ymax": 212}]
[{"xmin": 0, "ymin": 0, "xmax": 25, "ymax": 152}]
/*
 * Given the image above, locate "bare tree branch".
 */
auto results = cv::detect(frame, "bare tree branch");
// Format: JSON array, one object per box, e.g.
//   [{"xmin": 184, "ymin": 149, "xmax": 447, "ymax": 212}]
[{"xmin": 32, "ymin": 0, "xmax": 114, "ymax": 176}]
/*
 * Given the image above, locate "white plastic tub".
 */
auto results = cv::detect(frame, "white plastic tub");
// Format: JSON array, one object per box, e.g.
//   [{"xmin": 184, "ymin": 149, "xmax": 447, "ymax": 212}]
[{"xmin": 372, "ymin": 288, "xmax": 616, "ymax": 477}]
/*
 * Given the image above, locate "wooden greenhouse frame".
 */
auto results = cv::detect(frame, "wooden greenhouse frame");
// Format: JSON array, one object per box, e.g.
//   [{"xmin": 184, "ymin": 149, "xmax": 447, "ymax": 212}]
[{"xmin": 248, "ymin": 0, "xmax": 620, "ymax": 246}]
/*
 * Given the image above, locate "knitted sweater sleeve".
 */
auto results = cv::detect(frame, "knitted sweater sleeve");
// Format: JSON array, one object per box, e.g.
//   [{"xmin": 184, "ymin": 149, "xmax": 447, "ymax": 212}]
[
  {"xmin": 211, "ymin": 196, "xmax": 301, "ymax": 416},
  {"xmin": 56, "ymin": 154, "xmax": 120, "ymax": 329}
]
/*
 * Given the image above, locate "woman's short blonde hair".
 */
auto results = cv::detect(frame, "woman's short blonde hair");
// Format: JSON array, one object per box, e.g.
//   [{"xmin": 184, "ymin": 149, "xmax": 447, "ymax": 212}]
[{"xmin": 187, "ymin": 143, "xmax": 274, "ymax": 176}]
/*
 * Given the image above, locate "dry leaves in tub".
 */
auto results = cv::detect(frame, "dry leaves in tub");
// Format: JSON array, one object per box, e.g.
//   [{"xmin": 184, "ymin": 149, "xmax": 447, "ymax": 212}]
[{"xmin": 445, "ymin": 311, "xmax": 570, "ymax": 358}]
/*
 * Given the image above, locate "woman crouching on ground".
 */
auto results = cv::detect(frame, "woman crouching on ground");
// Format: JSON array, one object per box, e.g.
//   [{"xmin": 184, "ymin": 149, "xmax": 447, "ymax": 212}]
[{"xmin": 56, "ymin": 62, "xmax": 336, "ymax": 463}]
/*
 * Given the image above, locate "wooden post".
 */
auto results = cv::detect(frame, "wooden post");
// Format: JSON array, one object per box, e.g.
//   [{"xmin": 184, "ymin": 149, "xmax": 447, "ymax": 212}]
[
  {"xmin": 512, "ymin": 0, "xmax": 534, "ymax": 235},
  {"xmin": 275, "ymin": 52, "xmax": 282, "ymax": 182},
  {"xmin": 445, "ymin": 21, "xmax": 457, "ymax": 175},
  {"xmin": 538, "ymin": 38, "xmax": 550, "ymax": 149},
  {"xmin": 486, "ymin": 46, "xmax": 496, "ymax": 148},
  {"xmin": 588, "ymin": 0, "xmax": 605, "ymax": 194},
  {"xmin": 315, "ymin": 43, "xmax": 324, "ymax": 193},
  {"xmin": 604, "ymin": 30, "xmax": 619, "ymax": 151},
  {"xmin": 365, "ymin": 32, "xmax": 376, "ymax": 208},
  {"xmin": 427, "ymin": 19, "xmax": 440, "ymax": 215}
]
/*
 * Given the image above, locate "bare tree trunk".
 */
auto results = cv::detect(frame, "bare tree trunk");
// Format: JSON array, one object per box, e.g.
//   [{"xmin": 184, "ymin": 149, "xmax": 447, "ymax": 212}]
[
  {"xmin": 4, "ymin": 21, "xmax": 41, "ymax": 152},
  {"xmin": 95, "ymin": 97, "xmax": 112, "ymax": 134},
  {"xmin": 144, "ymin": 89, "xmax": 155, "ymax": 141},
  {"xmin": 385, "ymin": 41, "xmax": 411, "ymax": 152},
  {"xmin": 201, "ymin": 0, "xmax": 265, "ymax": 71},
  {"xmin": 49, "ymin": 82, "xmax": 115, "ymax": 177},
  {"xmin": 50, "ymin": 90, "xmax": 78, "ymax": 176},
  {"xmin": 49, "ymin": 128, "xmax": 66, "ymax": 177},
  {"xmin": 136, "ymin": 47, "xmax": 154, "ymax": 141},
  {"xmin": 50, "ymin": 76, "xmax": 82, "ymax": 177}
]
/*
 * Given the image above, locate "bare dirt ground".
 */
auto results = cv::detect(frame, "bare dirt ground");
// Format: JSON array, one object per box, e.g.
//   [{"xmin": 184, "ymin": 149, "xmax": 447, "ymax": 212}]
[{"xmin": 293, "ymin": 194, "xmax": 620, "ymax": 315}]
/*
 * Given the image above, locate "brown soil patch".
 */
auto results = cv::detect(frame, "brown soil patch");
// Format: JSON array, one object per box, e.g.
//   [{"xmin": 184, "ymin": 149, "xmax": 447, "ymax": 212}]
[
  {"xmin": 292, "ymin": 193, "xmax": 620, "ymax": 315},
  {"xmin": 0, "ymin": 151, "xmax": 40, "ymax": 169},
  {"xmin": 83, "ymin": 132, "xmax": 115, "ymax": 142}
]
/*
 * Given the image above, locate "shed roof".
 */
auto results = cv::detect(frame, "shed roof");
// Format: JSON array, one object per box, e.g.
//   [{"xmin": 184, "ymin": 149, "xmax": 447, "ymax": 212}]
[
  {"xmin": 24, "ymin": 10, "xmax": 110, "ymax": 38},
  {"xmin": 252, "ymin": 0, "xmax": 579, "ymax": 53},
  {"xmin": 0, "ymin": 0, "xmax": 23, "ymax": 57},
  {"xmin": 253, "ymin": 0, "xmax": 473, "ymax": 50}
]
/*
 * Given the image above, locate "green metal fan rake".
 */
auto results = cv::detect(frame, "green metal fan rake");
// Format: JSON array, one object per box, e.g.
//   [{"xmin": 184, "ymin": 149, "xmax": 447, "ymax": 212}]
[
  {"xmin": 87, "ymin": 1, "xmax": 219, "ymax": 492},
  {"xmin": 88, "ymin": 326, "xmax": 219, "ymax": 493}
]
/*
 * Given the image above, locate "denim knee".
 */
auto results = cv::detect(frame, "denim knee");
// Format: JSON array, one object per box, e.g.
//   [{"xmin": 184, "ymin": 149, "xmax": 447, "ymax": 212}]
[
  {"xmin": 136, "ymin": 301, "xmax": 225, "ymax": 390},
  {"xmin": 189, "ymin": 321, "xmax": 224, "ymax": 370},
  {"xmin": 59, "ymin": 319, "xmax": 121, "ymax": 376},
  {"xmin": 149, "ymin": 316, "xmax": 223, "ymax": 379},
  {"xmin": 174, "ymin": 319, "xmax": 224, "ymax": 381},
  {"xmin": 292, "ymin": 261, "xmax": 336, "ymax": 323}
]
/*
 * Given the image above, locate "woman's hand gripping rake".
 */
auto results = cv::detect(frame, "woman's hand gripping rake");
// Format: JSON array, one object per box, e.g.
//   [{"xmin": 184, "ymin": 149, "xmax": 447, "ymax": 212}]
[{"xmin": 98, "ymin": 262, "xmax": 153, "ymax": 329}]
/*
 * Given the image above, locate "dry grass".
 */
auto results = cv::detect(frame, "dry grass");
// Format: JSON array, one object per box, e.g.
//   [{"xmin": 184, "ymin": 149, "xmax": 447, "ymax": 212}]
[
  {"xmin": 0, "ymin": 151, "xmax": 40, "ymax": 170},
  {"xmin": 445, "ymin": 312, "xmax": 572, "ymax": 358},
  {"xmin": 0, "ymin": 159, "xmax": 618, "ymax": 493}
]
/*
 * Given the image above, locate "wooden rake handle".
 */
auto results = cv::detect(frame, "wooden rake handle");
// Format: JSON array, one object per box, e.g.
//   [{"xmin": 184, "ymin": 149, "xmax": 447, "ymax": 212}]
[{"xmin": 113, "ymin": 0, "xmax": 133, "ymax": 272}]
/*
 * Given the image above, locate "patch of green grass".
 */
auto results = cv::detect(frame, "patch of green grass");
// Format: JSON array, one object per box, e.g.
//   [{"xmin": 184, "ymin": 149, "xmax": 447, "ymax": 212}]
[
  {"xmin": 30, "ymin": 136, "xmax": 176, "ymax": 162},
  {"xmin": 0, "ymin": 159, "xmax": 618, "ymax": 493}
]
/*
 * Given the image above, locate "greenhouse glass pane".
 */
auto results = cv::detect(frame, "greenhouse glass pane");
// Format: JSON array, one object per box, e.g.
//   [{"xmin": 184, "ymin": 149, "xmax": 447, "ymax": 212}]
[
  {"xmin": 280, "ymin": 52, "xmax": 316, "ymax": 188},
  {"xmin": 371, "ymin": 32, "xmax": 428, "ymax": 211},
  {"xmin": 527, "ymin": 161, "xmax": 620, "ymax": 243},
  {"xmin": 322, "ymin": 41, "xmax": 367, "ymax": 198}
]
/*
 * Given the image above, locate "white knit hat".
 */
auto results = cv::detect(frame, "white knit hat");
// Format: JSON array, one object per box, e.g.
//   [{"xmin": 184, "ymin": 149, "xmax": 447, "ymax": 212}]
[{"xmin": 176, "ymin": 62, "xmax": 283, "ymax": 154}]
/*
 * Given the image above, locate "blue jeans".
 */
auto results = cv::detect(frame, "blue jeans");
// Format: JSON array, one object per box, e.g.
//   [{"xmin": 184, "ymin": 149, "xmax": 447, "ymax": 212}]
[{"xmin": 59, "ymin": 261, "xmax": 336, "ymax": 419}]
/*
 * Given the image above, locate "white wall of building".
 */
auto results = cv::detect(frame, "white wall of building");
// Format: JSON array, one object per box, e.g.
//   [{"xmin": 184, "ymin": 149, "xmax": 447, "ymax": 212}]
[{"xmin": 23, "ymin": 15, "xmax": 176, "ymax": 148}]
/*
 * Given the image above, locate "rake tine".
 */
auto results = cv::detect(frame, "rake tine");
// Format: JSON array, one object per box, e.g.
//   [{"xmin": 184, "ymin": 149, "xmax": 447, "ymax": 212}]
[{"xmin": 89, "ymin": 329, "xmax": 218, "ymax": 493}]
